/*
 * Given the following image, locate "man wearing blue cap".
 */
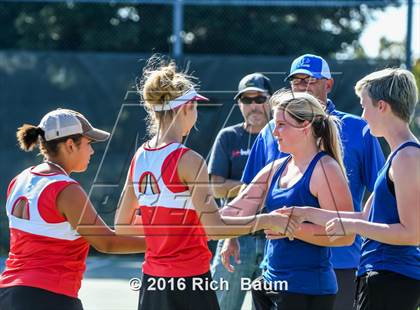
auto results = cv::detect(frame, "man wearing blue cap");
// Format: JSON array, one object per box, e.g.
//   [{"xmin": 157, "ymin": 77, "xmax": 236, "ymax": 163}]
[{"xmin": 238, "ymin": 54, "xmax": 385, "ymax": 310}]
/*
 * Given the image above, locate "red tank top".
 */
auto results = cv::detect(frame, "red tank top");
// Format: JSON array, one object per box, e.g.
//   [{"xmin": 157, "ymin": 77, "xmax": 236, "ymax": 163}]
[
  {"xmin": 130, "ymin": 142, "xmax": 211, "ymax": 277},
  {"xmin": 0, "ymin": 167, "xmax": 89, "ymax": 298}
]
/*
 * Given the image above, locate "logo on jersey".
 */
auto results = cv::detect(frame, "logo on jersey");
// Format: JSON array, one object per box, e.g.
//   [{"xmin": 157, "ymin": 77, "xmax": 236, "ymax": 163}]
[
  {"xmin": 231, "ymin": 148, "xmax": 251, "ymax": 158},
  {"xmin": 138, "ymin": 172, "xmax": 161, "ymax": 195}
]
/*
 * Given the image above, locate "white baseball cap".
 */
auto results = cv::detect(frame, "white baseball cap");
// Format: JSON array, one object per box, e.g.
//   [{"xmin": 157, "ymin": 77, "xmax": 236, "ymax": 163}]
[{"xmin": 38, "ymin": 109, "xmax": 110, "ymax": 142}]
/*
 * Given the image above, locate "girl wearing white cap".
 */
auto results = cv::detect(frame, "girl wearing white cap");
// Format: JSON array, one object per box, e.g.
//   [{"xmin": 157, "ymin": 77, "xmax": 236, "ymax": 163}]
[
  {"xmin": 114, "ymin": 56, "xmax": 296, "ymax": 310},
  {"xmin": 0, "ymin": 109, "xmax": 147, "ymax": 310}
]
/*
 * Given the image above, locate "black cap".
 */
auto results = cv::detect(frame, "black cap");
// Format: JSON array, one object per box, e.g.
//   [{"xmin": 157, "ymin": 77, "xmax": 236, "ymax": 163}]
[{"xmin": 234, "ymin": 73, "xmax": 273, "ymax": 100}]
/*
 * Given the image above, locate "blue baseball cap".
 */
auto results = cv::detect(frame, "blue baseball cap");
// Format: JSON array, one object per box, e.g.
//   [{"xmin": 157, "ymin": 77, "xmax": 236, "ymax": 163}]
[{"xmin": 285, "ymin": 54, "xmax": 332, "ymax": 81}]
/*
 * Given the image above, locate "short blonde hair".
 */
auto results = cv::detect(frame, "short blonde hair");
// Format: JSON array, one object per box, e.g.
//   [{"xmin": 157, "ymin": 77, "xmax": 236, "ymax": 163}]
[{"xmin": 355, "ymin": 68, "xmax": 418, "ymax": 123}]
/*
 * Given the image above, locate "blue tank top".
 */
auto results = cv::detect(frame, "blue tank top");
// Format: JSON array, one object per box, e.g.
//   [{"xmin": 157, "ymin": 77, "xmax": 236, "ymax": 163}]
[
  {"xmin": 358, "ymin": 141, "xmax": 420, "ymax": 280},
  {"xmin": 263, "ymin": 152, "xmax": 337, "ymax": 295}
]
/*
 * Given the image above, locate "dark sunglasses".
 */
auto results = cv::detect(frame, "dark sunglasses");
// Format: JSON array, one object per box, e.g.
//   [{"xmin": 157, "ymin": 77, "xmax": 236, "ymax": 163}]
[{"xmin": 240, "ymin": 95, "xmax": 268, "ymax": 104}]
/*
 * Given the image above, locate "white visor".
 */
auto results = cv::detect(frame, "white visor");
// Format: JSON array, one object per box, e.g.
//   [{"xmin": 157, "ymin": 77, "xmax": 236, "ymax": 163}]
[{"xmin": 152, "ymin": 88, "xmax": 209, "ymax": 112}]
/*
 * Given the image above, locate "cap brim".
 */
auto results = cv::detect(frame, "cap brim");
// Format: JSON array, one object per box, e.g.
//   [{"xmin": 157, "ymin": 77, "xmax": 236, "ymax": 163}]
[
  {"xmin": 285, "ymin": 69, "xmax": 325, "ymax": 81},
  {"xmin": 234, "ymin": 87, "xmax": 267, "ymax": 100},
  {"xmin": 84, "ymin": 128, "xmax": 110, "ymax": 142},
  {"xmin": 193, "ymin": 94, "xmax": 209, "ymax": 101}
]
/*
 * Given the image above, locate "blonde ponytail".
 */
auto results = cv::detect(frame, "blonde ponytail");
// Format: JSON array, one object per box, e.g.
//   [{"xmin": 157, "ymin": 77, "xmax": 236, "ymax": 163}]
[
  {"xmin": 312, "ymin": 115, "xmax": 346, "ymax": 179},
  {"xmin": 137, "ymin": 55, "xmax": 196, "ymax": 136}
]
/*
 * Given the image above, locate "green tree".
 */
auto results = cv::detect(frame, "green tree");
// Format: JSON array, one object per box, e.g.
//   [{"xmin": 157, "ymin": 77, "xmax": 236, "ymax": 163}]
[
  {"xmin": 1, "ymin": 3, "xmax": 172, "ymax": 52},
  {"xmin": 183, "ymin": 5, "xmax": 372, "ymax": 55},
  {"xmin": 378, "ymin": 37, "xmax": 405, "ymax": 60},
  {"xmin": 0, "ymin": 2, "xmax": 400, "ymax": 56}
]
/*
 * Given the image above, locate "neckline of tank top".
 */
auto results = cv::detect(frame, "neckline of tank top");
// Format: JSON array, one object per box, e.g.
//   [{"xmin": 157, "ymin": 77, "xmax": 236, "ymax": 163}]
[
  {"xmin": 44, "ymin": 160, "xmax": 69, "ymax": 176},
  {"xmin": 29, "ymin": 161, "xmax": 69, "ymax": 177},
  {"xmin": 276, "ymin": 152, "xmax": 325, "ymax": 191},
  {"xmin": 142, "ymin": 141, "xmax": 181, "ymax": 151}
]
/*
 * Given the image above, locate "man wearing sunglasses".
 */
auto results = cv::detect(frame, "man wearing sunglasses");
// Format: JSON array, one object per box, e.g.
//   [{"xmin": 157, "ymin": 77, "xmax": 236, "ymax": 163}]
[
  {"xmin": 208, "ymin": 73, "xmax": 272, "ymax": 310},
  {"xmin": 239, "ymin": 54, "xmax": 385, "ymax": 310}
]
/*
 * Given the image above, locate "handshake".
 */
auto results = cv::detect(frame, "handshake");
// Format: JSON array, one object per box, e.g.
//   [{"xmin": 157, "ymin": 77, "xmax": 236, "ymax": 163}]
[
  {"xmin": 264, "ymin": 207, "xmax": 349, "ymax": 242},
  {"xmin": 219, "ymin": 207, "xmax": 353, "ymax": 272},
  {"xmin": 264, "ymin": 207, "xmax": 305, "ymax": 241}
]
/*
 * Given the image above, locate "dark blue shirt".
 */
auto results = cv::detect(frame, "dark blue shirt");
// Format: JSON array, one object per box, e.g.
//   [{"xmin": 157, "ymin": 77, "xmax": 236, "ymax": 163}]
[
  {"xmin": 264, "ymin": 152, "xmax": 338, "ymax": 295},
  {"xmin": 208, "ymin": 123, "xmax": 258, "ymax": 181},
  {"xmin": 358, "ymin": 141, "xmax": 420, "ymax": 280},
  {"xmin": 242, "ymin": 100, "xmax": 385, "ymax": 269}
]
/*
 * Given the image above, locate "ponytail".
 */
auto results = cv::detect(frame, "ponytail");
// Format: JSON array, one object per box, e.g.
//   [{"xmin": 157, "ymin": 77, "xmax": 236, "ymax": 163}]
[
  {"xmin": 16, "ymin": 124, "xmax": 44, "ymax": 152},
  {"xmin": 313, "ymin": 115, "xmax": 347, "ymax": 180},
  {"xmin": 138, "ymin": 54, "xmax": 196, "ymax": 137},
  {"xmin": 16, "ymin": 123, "xmax": 82, "ymax": 157}
]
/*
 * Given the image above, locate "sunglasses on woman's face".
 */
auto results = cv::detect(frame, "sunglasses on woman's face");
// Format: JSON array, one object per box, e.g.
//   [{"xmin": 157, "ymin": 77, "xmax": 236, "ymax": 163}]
[{"xmin": 240, "ymin": 95, "xmax": 268, "ymax": 104}]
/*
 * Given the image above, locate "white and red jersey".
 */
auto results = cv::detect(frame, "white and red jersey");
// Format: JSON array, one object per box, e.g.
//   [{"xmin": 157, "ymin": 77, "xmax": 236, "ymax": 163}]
[
  {"xmin": 0, "ymin": 167, "xmax": 89, "ymax": 298},
  {"xmin": 130, "ymin": 142, "xmax": 211, "ymax": 277}
]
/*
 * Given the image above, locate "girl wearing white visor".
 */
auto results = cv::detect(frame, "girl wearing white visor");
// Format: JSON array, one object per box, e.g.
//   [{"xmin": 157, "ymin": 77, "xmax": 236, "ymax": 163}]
[{"xmin": 114, "ymin": 56, "xmax": 297, "ymax": 310}]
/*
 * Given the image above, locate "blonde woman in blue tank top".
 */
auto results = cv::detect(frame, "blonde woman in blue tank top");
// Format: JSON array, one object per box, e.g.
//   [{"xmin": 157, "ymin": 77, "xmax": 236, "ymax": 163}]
[
  {"xmin": 220, "ymin": 90, "xmax": 355, "ymax": 310},
  {"xmin": 282, "ymin": 68, "xmax": 420, "ymax": 310}
]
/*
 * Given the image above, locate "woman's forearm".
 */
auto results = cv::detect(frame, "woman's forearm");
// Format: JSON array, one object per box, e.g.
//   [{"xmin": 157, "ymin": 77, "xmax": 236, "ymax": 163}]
[
  {"xmin": 350, "ymin": 220, "xmax": 419, "ymax": 246},
  {"xmin": 295, "ymin": 223, "xmax": 355, "ymax": 247},
  {"xmin": 304, "ymin": 207, "xmax": 364, "ymax": 226},
  {"xmin": 206, "ymin": 214, "xmax": 271, "ymax": 239},
  {"xmin": 101, "ymin": 235, "xmax": 146, "ymax": 254}
]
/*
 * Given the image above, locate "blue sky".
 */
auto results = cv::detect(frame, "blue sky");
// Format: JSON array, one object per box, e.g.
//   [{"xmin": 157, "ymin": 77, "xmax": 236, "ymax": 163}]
[{"xmin": 360, "ymin": 2, "xmax": 420, "ymax": 59}]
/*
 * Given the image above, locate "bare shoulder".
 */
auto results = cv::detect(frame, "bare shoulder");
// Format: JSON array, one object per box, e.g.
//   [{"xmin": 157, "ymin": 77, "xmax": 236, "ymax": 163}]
[
  {"xmin": 310, "ymin": 154, "xmax": 346, "ymax": 193},
  {"xmin": 57, "ymin": 183, "xmax": 87, "ymax": 204},
  {"xmin": 177, "ymin": 148, "xmax": 207, "ymax": 182},
  {"xmin": 179, "ymin": 148, "xmax": 203, "ymax": 163},
  {"xmin": 393, "ymin": 145, "xmax": 420, "ymax": 162},
  {"xmin": 56, "ymin": 183, "xmax": 91, "ymax": 219},
  {"xmin": 310, "ymin": 154, "xmax": 352, "ymax": 208},
  {"xmin": 313, "ymin": 155, "xmax": 343, "ymax": 179},
  {"xmin": 391, "ymin": 146, "xmax": 420, "ymax": 175},
  {"xmin": 178, "ymin": 148, "xmax": 205, "ymax": 171}
]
